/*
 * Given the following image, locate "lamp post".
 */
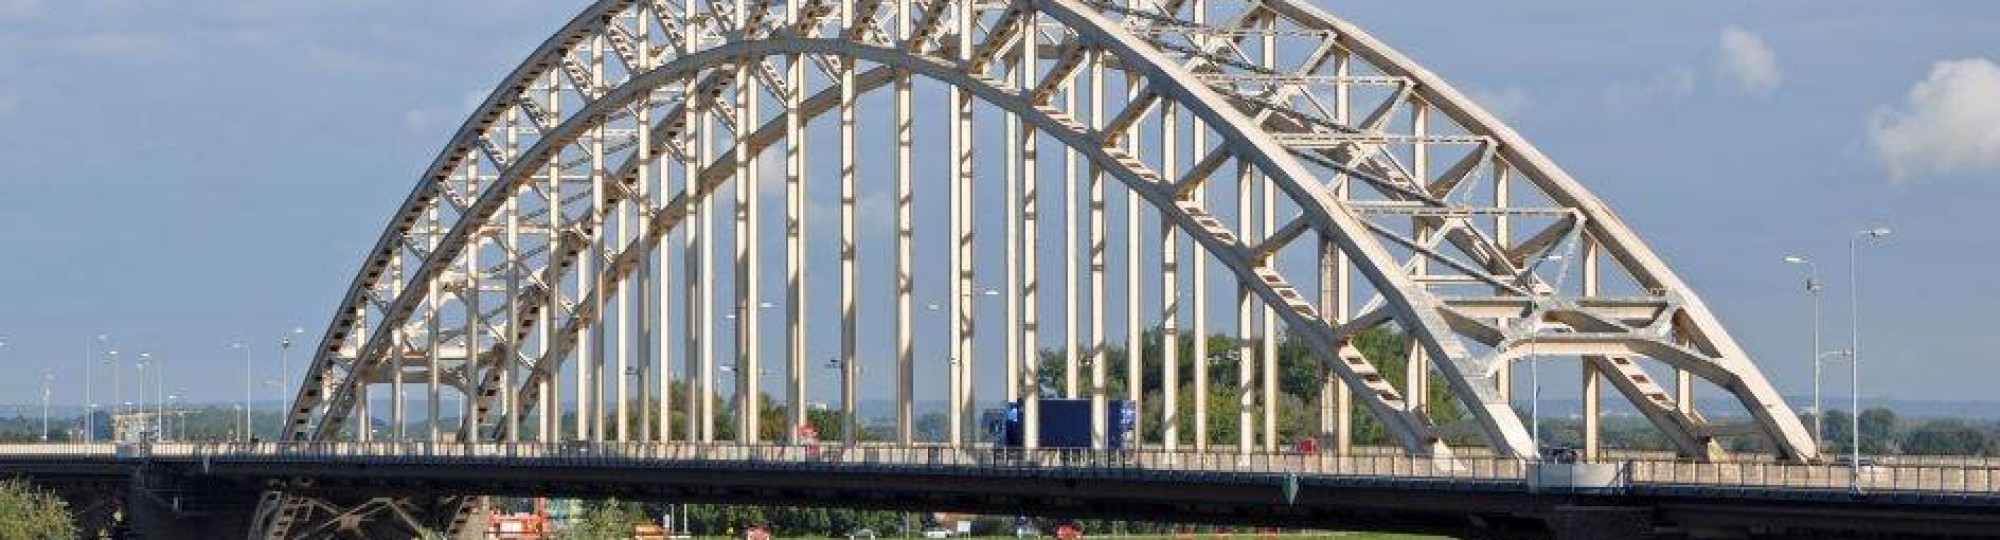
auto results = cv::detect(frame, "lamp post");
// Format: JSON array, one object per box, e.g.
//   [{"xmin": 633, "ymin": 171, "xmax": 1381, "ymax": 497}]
[
  {"xmin": 1782, "ymin": 256, "xmax": 1824, "ymax": 450},
  {"xmin": 717, "ymin": 363, "xmax": 771, "ymax": 440},
  {"xmin": 152, "ymin": 353, "xmax": 165, "ymax": 441},
  {"xmin": 233, "ymin": 341, "xmax": 250, "ymax": 443},
  {"xmin": 922, "ymin": 286, "xmax": 998, "ymax": 446},
  {"xmin": 280, "ymin": 327, "xmax": 303, "ymax": 415},
  {"xmin": 120, "ymin": 401, "xmax": 133, "ymax": 442},
  {"xmin": 823, "ymin": 356, "xmax": 867, "ymax": 446},
  {"xmin": 41, "ymin": 371, "xmax": 53, "ymax": 442},
  {"xmin": 85, "ymin": 335, "xmax": 105, "ymax": 442},
  {"xmin": 721, "ymin": 303, "xmax": 775, "ymax": 443},
  {"xmin": 1524, "ymin": 253, "xmax": 1570, "ymax": 454},
  {"xmin": 1847, "ymin": 227, "xmax": 1890, "ymax": 491},
  {"xmin": 969, "ymin": 288, "xmax": 998, "ymax": 443},
  {"xmin": 136, "ymin": 354, "xmax": 150, "ymax": 440},
  {"xmin": 109, "ymin": 350, "xmax": 121, "ymax": 417}
]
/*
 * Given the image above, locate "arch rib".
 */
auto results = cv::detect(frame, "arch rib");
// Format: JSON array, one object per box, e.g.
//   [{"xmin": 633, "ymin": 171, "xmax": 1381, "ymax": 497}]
[{"xmin": 296, "ymin": 0, "xmax": 1819, "ymax": 474}]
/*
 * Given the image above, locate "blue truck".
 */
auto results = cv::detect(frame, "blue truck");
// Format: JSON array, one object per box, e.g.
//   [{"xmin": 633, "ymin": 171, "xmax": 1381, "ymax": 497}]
[{"xmin": 989, "ymin": 398, "xmax": 1137, "ymax": 450}]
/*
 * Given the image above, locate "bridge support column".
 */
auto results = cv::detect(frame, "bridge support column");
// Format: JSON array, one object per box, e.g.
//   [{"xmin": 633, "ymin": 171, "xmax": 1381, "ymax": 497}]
[
  {"xmin": 1318, "ymin": 233, "xmax": 1351, "ymax": 457},
  {"xmin": 1583, "ymin": 361, "xmax": 1601, "ymax": 461}
]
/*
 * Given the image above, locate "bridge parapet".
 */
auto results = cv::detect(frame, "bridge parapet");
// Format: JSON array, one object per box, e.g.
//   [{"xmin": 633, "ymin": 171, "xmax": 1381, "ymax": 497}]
[
  {"xmin": 7, "ymin": 443, "xmax": 2000, "ymax": 539},
  {"xmin": 6, "ymin": 442, "xmax": 2000, "ymax": 499}
]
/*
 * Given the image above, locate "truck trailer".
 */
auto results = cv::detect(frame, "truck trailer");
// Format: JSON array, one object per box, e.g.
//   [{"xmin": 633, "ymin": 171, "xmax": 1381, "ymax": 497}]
[{"xmin": 989, "ymin": 398, "xmax": 1137, "ymax": 450}]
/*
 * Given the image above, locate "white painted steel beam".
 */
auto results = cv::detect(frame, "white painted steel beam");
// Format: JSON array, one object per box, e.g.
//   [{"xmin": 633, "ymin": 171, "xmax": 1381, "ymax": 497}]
[{"xmin": 290, "ymin": 10, "xmax": 1821, "ymax": 517}]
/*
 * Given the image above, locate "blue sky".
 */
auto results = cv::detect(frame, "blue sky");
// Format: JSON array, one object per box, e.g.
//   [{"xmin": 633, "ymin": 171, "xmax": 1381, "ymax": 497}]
[{"xmin": 0, "ymin": 1, "xmax": 1994, "ymax": 409}]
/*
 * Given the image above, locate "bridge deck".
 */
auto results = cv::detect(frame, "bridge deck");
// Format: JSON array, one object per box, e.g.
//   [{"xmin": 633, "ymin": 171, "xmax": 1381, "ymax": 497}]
[
  {"xmin": 4, "ymin": 442, "xmax": 1997, "ymax": 503},
  {"xmin": 8, "ymin": 443, "xmax": 2000, "ymax": 538}
]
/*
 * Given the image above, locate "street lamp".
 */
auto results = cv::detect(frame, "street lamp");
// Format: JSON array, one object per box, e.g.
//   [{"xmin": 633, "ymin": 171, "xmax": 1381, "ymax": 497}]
[
  {"xmin": 1782, "ymin": 255, "xmax": 1825, "ymax": 450},
  {"xmin": 1524, "ymin": 253, "xmax": 1570, "ymax": 454},
  {"xmin": 167, "ymin": 393, "xmax": 181, "ymax": 441},
  {"xmin": 1847, "ymin": 227, "xmax": 1890, "ymax": 491},
  {"xmin": 108, "ymin": 350, "xmax": 121, "ymax": 417},
  {"xmin": 233, "ymin": 341, "xmax": 251, "ymax": 443},
  {"xmin": 280, "ymin": 327, "xmax": 304, "ymax": 413},
  {"xmin": 41, "ymin": 371, "xmax": 54, "ymax": 442},
  {"xmin": 85, "ymin": 334, "xmax": 106, "ymax": 442},
  {"xmin": 150, "ymin": 353, "xmax": 165, "ymax": 440},
  {"xmin": 136, "ymin": 354, "xmax": 150, "ymax": 440}
]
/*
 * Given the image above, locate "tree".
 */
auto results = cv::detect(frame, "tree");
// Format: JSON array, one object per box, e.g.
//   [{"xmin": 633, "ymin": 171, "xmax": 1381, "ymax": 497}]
[
  {"xmin": 1860, "ymin": 408, "xmax": 1898, "ymax": 454},
  {"xmin": 805, "ymin": 408, "xmax": 875, "ymax": 442},
  {"xmin": 560, "ymin": 498, "xmax": 648, "ymax": 539},
  {"xmin": 1027, "ymin": 323, "xmax": 1464, "ymax": 448},
  {"xmin": 0, "ymin": 479, "xmax": 77, "ymax": 540},
  {"xmin": 1821, "ymin": 408, "xmax": 1901, "ymax": 454},
  {"xmin": 1901, "ymin": 419, "xmax": 1994, "ymax": 456},
  {"xmin": 1822, "ymin": 409, "xmax": 1854, "ymax": 452}
]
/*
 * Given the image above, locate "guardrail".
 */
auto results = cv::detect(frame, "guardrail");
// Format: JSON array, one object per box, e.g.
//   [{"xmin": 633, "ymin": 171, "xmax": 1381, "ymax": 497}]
[{"xmin": 1, "ymin": 442, "xmax": 1995, "ymax": 497}]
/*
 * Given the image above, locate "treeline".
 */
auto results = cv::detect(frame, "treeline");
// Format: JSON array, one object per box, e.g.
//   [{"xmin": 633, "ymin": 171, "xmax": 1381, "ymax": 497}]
[{"xmin": 1806, "ymin": 408, "xmax": 1999, "ymax": 456}]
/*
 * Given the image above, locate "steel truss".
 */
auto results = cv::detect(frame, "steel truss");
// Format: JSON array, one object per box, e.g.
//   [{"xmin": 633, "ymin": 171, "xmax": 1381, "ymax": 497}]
[{"xmin": 260, "ymin": 0, "xmax": 1817, "ymax": 537}]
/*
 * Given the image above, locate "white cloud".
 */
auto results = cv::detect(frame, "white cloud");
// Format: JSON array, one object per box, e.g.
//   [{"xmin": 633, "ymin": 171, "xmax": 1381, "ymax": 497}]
[
  {"xmin": 1604, "ymin": 65, "xmax": 1695, "ymax": 109},
  {"xmin": 1717, "ymin": 27, "xmax": 1782, "ymax": 96},
  {"xmin": 1867, "ymin": 58, "xmax": 2000, "ymax": 184},
  {"xmin": 1469, "ymin": 87, "xmax": 1531, "ymax": 121}
]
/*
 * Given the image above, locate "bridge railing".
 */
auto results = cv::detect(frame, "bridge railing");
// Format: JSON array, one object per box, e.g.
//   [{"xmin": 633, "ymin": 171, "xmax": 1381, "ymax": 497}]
[
  {"xmin": 0, "ymin": 441, "xmax": 1527, "ymax": 481},
  {"xmin": 5, "ymin": 442, "xmax": 1999, "ymax": 496},
  {"xmin": 1626, "ymin": 459, "xmax": 2000, "ymax": 495}
]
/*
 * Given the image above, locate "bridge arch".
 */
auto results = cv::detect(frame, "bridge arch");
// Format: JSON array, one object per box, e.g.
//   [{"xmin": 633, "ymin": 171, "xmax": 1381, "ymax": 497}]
[
  {"xmin": 262, "ymin": 0, "xmax": 1829, "ymax": 536},
  {"xmin": 298, "ymin": 11, "xmax": 1470, "ymax": 453},
  {"xmin": 285, "ymin": 0, "xmax": 1815, "ymax": 481}
]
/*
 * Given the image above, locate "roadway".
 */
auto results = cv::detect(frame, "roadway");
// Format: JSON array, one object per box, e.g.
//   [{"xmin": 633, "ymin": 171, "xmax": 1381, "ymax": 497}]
[{"xmin": 3, "ymin": 443, "xmax": 1999, "ymax": 539}]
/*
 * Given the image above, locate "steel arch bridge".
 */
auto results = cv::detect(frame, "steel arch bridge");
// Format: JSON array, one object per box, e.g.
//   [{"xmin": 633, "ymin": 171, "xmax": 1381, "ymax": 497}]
[{"xmin": 259, "ymin": 0, "xmax": 1817, "ymax": 536}]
